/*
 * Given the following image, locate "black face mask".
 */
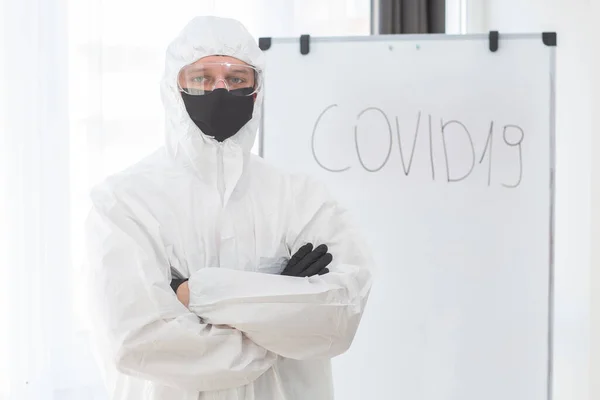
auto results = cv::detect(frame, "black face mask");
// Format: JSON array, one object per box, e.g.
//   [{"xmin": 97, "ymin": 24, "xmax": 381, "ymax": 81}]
[{"xmin": 180, "ymin": 88, "xmax": 254, "ymax": 142}]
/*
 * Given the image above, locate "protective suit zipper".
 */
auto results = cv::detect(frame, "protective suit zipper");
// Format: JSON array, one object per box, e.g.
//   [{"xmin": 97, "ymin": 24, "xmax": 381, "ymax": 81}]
[
  {"xmin": 216, "ymin": 143, "xmax": 225, "ymax": 270},
  {"xmin": 217, "ymin": 143, "xmax": 225, "ymax": 205}
]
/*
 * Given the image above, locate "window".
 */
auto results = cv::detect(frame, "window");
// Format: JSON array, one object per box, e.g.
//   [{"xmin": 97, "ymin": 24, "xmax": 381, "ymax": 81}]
[
  {"xmin": 445, "ymin": 0, "xmax": 468, "ymax": 34},
  {"xmin": 445, "ymin": 0, "xmax": 487, "ymax": 34}
]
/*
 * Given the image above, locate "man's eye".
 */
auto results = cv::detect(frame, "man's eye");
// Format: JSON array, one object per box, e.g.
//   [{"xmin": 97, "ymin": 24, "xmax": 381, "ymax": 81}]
[
  {"xmin": 192, "ymin": 76, "xmax": 206, "ymax": 83},
  {"xmin": 230, "ymin": 77, "xmax": 244, "ymax": 84}
]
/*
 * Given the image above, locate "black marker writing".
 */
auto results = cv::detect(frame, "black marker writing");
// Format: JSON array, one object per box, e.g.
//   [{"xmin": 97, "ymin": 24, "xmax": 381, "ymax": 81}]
[
  {"xmin": 479, "ymin": 121, "xmax": 494, "ymax": 186},
  {"xmin": 311, "ymin": 104, "xmax": 350, "ymax": 173},
  {"xmin": 309, "ymin": 104, "xmax": 524, "ymax": 188},
  {"xmin": 355, "ymin": 107, "xmax": 393, "ymax": 173},
  {"xmin": 441, "ymin": 119, "xmax": 476, "ymax": 182},
  {"xmin": 502, "ymin": 125, "xmax": 524, "ymax": 188},
  {"xmin": 429, "ymin": 114, "xmax": 435, "ymax": 181},
  {"xmin": 395, "ymin": 111, "xmax": 421, "ymax": 176}
]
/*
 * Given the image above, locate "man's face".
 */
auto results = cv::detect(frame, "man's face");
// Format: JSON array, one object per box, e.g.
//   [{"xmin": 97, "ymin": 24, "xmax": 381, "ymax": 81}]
[{"xmin": 177, "ymin": 55, "xmax": 257, "ymax": 95}]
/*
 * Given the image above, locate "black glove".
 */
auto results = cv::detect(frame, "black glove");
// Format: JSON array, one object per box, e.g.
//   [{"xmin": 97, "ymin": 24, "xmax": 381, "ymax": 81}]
[
  {"xmin": 170, "ymin": 267, "xmax": 188, "ymax": 293},
  {"xmin": 170, "ymin": 278, "xmax": 188, "ymax": 293},
  {"xmin": 281, "ymin": 243, "xmax": 332, "ymax": 277}
]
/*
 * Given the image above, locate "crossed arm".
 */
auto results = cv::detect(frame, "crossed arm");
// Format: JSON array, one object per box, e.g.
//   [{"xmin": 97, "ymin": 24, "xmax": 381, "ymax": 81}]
[{"xmin": 84, "ymin": 177, "xmax": 373, "ymax": 391}]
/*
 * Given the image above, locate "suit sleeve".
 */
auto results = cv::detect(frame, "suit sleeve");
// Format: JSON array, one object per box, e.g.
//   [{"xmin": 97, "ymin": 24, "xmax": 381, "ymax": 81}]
[
  {"xmin": 84, "ymin": 187, "xmax": 276, "ymax": 392},
  {"xmin": 188, "ymin": 175, "xmax": 374, "ymax": 360}
]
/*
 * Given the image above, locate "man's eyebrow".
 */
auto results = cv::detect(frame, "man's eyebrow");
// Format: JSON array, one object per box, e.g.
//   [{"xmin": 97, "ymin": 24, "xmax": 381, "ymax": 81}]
[
  {"xmin": 185, "ymin": 66, "xmax": 208, "ymax": 73},
  {"xmin": 229, "ymin": 67, "xmax": 253, "ymax": 75}
]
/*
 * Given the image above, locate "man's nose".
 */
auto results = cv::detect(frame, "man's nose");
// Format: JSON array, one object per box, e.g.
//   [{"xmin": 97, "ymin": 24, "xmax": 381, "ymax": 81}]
[{"xmin": 214, "ymin": 79, "xmax": 228, "ymax": 89}]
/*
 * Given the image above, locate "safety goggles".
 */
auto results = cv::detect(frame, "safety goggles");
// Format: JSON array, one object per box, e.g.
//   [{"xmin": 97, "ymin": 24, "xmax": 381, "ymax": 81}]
[{"xmin": 177, "ymin": 62, "xmax": 262, "ymax": 97}]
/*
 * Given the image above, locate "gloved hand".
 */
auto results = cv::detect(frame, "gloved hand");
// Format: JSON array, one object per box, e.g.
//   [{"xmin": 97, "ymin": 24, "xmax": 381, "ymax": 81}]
[
  {"xmin": 170, "ymin": 267, "xmax": 189, "ymax": 293},
  {"xmin": 281, "ymin": 243, "xmax": 332, "ymax": 277},
  {"xmin": 170, "ymin": 267, "xmax": 190, "ymax": 307},
  {"xmin": 170, "ymin": 278, "xmax": 189, "ymax": 293}
]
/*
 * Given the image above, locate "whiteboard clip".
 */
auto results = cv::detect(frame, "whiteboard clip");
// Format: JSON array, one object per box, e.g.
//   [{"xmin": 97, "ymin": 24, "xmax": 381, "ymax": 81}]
[
  {"xmin": 259, "ymin": 37, "xmax": 272, "ymax": 51},
  {"xmin": 300, "ymin": 34, "xmax": 310, "ymax": 55},
  {"xmin": 489, "ymin": 31, "xmax": 499, "ymax": 52},
  {"xmin": 542, "ymin": 32, "xmax": 557, "ymax": 47}
]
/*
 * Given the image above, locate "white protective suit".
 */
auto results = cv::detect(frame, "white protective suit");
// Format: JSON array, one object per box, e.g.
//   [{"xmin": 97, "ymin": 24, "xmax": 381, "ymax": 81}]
[{"xmin": 84, "ymin": 16, "xmax": 374, "ymax": 400}]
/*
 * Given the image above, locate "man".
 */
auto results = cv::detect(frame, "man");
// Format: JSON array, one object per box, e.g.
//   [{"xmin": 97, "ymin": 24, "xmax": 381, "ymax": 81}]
[{"xmin": 84, "ymin": 15, "xmax": 373, "ymax": 400}]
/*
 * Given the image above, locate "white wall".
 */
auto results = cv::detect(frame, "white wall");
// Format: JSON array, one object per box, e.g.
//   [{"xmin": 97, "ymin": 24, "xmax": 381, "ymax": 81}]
[{"xmin": 465, "ymin": 1, "xmax": 598, "ymax": 399}]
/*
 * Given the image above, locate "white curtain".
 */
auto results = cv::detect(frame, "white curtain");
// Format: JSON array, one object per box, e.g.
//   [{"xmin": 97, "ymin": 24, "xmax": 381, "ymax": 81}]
[
  {"xmin": 1, "ymin": 0, "xmax": 83, "ymax": 398},
  {"xmin": 1, "ymin": 1, "xmax": 370, "ymax": 398}
]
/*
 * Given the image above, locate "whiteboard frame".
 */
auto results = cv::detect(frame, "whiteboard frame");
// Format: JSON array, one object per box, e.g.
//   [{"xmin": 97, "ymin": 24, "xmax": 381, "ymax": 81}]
[{"xmin": 258, "ymin": 33, "xmax": 557, "ymax": 400}]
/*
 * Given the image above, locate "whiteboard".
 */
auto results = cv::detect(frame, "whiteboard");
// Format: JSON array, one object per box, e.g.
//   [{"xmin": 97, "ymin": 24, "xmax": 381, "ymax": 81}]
[{"xmin": 261, "ymin": 33, "xmax": 555, "ymax": 400}]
